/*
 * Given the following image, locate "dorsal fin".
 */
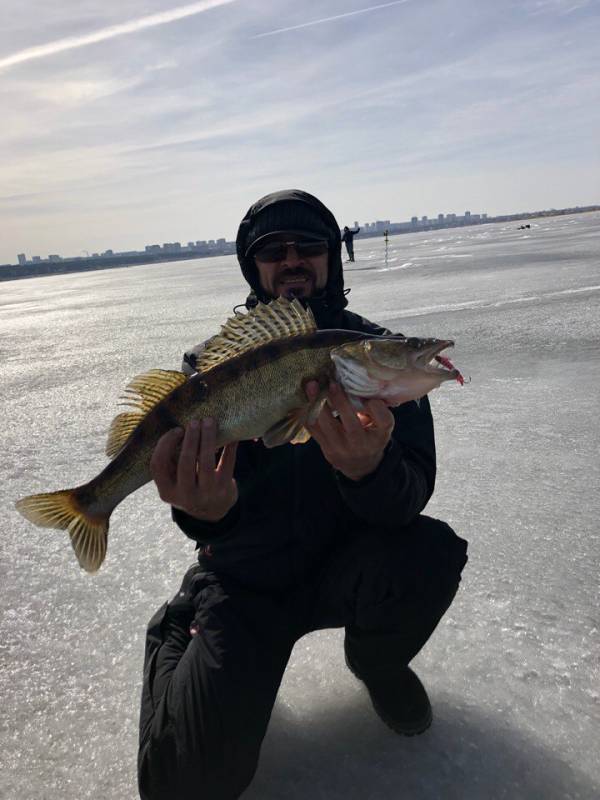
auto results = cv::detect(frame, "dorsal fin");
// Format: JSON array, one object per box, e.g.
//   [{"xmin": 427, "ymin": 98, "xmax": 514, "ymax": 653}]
[
  {"xmin": 195, "ymin": 297, "xmax": 316, "ymax": 374},
  {"xmin": 106, "ymin": 369, "xmax": 187, "ymax": 458}
]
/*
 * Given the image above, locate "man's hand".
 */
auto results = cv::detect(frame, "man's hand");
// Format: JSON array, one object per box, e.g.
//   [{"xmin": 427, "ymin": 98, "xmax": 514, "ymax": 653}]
[
  {"xmin": 305, "ymin": 381, "xmax": 394, "ymax": 481},
  {"xmin": 150, "ymin": 418, "xmax": 238, "ymax": 522}
]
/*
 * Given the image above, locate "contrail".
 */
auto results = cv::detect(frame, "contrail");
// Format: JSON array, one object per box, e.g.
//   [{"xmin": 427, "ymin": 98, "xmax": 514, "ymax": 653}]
[
  {"xmin": 0, "ymin": 0, "xmax": 237, "ymax": 71},
  {"xmin": 252, "ymin": 0, "xmax": 411, "ymax": 39}
]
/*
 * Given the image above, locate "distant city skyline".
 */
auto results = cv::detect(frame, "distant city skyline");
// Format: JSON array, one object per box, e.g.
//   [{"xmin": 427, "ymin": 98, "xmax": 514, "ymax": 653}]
[
  {"xmin": 7, "ymin": 204, "xmax": 598, "ymax": 275},
  {"xmin": 14, "ymin": 207, "xmax": 488, "ymax": 264},
  {"xmin": 2, "ymin": 0, "xmax": 599, "ymax": 265}
]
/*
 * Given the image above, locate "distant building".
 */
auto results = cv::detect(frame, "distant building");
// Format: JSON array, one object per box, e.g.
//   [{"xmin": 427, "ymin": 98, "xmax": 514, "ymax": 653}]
[
  {"xmin": 32, "ymin": 256, "xmax": 42, "ymax": 263},
  {"xmin": 421, "ymin": 216, "xmax": 428, "ymax": 223},
  {"xmin": 48, "ymin": 254, "xmax": 62, "ymax": 262},
  {"xmin": 411, "ymin": 216, "xmax": 418, "ymax": 225},
  {"xmin": 438, "ymin": 213, "xmax": 444, "ymax": 222},
  {"xmin": 102, "ymin": 250, "xmax": 114, "ymax": 256},
  {"xmin": 217, "ymin": 238, "xmax": 226, "ymax": 245},
  {"xmin": 465, "ymin": 211, "xmax": 471, "ymax": 218},
  {"xmin": 145, "ymin": 245, "xmax": 161, "ymax": 253},
  {"xmin": 17, "ymin": 253, "xmax": 26, "ymax": 265}
]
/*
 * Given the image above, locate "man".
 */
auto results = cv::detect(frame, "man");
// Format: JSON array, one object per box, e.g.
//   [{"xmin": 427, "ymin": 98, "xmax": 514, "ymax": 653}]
[
  {"xmin": 341, "ymin": 223, "xmax": 360, "ymax": 262},
  {"xmin": 138, "ymin": 189, "xmax": 468, "ymax": 800}
]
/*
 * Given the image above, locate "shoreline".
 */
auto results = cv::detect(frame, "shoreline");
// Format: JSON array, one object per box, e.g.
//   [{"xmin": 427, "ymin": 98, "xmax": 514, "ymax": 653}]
[{"xmin": 2, "ymin": 206, "xmax": 598, "ymax": 284}]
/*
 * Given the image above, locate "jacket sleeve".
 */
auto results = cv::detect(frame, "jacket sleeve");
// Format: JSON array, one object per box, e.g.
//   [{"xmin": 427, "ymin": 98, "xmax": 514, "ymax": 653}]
[
  {"xmin": 171, "ymin": 500, "xmax": 242, "ymax": 545},
  {"xmin": 334, "ymin": 395, "xmax": 436, "ymax": 528}
]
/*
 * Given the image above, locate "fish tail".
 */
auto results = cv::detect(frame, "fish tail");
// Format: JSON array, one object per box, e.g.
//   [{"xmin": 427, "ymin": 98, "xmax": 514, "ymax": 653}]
[{"xmin": 15, "ymin": 488, "xmax": 109, "ymax": 574}]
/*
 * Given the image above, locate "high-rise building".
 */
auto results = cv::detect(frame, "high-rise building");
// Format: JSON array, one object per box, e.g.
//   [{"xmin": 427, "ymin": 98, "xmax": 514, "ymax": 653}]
[
  {"xmin": 438, "ymin": 213, "xmax": 444, "ymax": 222},
  {"xmin": 17, "ymin": 253, "xmax": 26, "ymax": 265}
]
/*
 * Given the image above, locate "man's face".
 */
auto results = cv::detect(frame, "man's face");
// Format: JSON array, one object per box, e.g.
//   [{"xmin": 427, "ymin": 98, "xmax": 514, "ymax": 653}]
[{"xmin": 253, "ymin": 234, "xmax": 329, "ymax": 300}]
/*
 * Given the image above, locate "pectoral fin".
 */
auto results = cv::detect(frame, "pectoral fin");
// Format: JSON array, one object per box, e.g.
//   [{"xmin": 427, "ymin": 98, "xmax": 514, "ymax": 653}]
[
  {"xmin": 262, "ymin": 411, "xmax": 310, "ymax": 448},
  {"xmin": 261, "ymin": 396, "xmax": 325, "ymax": 448}
]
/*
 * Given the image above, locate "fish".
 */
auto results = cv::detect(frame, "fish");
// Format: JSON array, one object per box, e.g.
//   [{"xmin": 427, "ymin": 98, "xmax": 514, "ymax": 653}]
[{"xmin": 15, "ymin": 297, "xmax": 462, "ymax": 573}]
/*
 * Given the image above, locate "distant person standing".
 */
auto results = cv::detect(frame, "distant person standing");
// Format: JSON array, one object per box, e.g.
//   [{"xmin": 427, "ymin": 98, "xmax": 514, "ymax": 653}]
[{"xmin": 342, "ymin": 225, "xmax": 360, "ymax": 262}]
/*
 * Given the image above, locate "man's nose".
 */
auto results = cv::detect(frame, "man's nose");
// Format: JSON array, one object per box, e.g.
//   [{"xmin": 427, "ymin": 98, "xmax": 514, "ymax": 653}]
[{"xmin": 280, "ymin": 246, "xmax": 303, "ymax": 266}]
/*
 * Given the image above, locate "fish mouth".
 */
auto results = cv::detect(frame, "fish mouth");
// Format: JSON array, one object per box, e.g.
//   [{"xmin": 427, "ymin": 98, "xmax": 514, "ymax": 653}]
[{"xmin": 414, "ymin": 339, "xmax": 456, "ymax": 374}]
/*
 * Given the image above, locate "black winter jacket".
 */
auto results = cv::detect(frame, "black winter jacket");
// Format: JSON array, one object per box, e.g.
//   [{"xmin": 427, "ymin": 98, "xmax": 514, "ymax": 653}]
[
  {"xmin": 173, "ymin": 190, "xmax": 437, "ymax": 591},
  {"xmin": 173, "ymin": 309, "xmax": 436, "ymax": 592}
]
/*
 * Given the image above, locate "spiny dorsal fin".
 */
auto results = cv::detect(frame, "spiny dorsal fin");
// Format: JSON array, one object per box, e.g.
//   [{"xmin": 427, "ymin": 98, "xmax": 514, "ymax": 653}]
[
  {"xmin": 195, "ymin": 297, "xmax": 316, "ymax": 374},
  {"xmin": 106, "ymin": 369, "xmax": 187, "ymax": 458}
]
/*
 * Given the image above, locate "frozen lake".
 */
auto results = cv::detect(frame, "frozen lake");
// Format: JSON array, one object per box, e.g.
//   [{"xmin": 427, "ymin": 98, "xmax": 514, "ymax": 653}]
[{"xmin": 2, "ymin": 212, "xmax": 599, "ymax": 799}]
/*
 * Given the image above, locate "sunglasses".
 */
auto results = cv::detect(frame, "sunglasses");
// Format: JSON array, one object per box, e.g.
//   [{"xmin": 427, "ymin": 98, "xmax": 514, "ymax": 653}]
[{"xmin": 252, "ymin": 239, "xmax": 329, "ymax": 263}]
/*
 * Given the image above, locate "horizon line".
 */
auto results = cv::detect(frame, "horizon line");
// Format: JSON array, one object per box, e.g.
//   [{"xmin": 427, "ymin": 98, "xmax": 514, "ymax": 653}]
[{"xmin": 6, "ymin": 204, "xmax": 599, "ymax": 266}]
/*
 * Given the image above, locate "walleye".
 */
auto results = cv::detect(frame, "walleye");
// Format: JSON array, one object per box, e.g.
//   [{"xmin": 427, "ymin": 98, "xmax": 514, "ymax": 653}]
[{"xmin": 15, "ymin": 297, "xmax": 462, "ymax": 573}]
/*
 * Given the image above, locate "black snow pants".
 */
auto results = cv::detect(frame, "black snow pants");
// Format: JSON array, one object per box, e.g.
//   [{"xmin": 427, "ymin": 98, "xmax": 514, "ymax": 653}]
[
  {"xmin": 138, "ymin": 515, "xmax": 468, "ymax": 800},
  {"xmin": 344, "ymin": 239, "xmax": 355, "ymax": 261}
]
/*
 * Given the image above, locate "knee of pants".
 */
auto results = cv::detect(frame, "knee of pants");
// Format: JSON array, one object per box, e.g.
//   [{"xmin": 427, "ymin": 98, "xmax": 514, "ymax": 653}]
[
  {"xmin": 353, "ymin": 517, "xmax": 468, "ymax": 630},
  {"xmin": 405, "ymin": 515, "xmax": 469, "ymax": 585}
]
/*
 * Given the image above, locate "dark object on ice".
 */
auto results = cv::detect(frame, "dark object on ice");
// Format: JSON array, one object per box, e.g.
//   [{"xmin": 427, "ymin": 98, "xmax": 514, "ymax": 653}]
[
  {"xmin": 518, "ymin": 224, "xmax": 531, "ymax": 230},
  {"xmin": 342, "ymin": 224, "xmax": 360, "ymax": 261},
  {"xmin": 344, "ymin": 649, "xmax": 433, "ymax": 735}
]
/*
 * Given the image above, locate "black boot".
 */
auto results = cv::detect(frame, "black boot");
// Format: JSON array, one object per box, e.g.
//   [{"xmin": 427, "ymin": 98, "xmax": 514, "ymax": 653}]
[
  {"xmin": 345, "ymin": 648, "xmax": 432, "ymax": 735},
  {"xmin": 344, "ymin": 628, "xmax": 432, "ymax": 736}
]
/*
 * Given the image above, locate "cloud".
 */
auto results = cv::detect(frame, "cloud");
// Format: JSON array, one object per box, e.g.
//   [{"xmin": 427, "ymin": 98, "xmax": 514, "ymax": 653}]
[
  {"xmin": 0, "ymin": 0, "xmax": 237, "ymax": 71},
  {"xmin": 252, "ymin": 0, "xmax": 411, "ymax": 38}
]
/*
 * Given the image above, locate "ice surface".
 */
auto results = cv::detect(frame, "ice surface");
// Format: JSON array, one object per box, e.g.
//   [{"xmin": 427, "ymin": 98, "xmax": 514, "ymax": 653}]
[{"xmin": 2, "ymin": 213, "xmax": 599, "ymax": 799}]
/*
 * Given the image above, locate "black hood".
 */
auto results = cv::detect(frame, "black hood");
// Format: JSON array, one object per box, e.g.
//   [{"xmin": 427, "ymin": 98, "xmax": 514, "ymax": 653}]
[{"xmin": 235, "ymin": 189, "xmax": 347, "ymax": 327}]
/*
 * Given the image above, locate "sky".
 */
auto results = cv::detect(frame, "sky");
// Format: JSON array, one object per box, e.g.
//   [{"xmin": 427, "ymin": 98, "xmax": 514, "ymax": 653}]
[{"xmin": 1, "ymin": 0, "xmax": 599, "ymax": 264}]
